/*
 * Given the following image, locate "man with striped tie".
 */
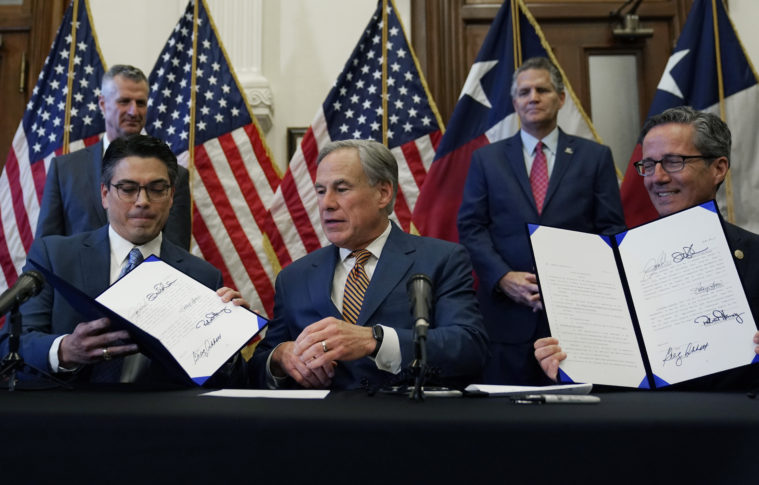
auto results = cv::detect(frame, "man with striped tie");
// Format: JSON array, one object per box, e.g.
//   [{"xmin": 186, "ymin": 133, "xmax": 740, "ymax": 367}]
[
  {"xmin": 0, "ymin": 135, "xmax": 244, "ymax": 385},
  {"xmin": 253, "ymin": 139, "xmax": 488, "ymax": 390}
]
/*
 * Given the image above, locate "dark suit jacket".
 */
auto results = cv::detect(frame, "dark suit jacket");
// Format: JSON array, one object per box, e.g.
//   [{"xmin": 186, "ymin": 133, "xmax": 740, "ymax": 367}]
[
  {"xmin": 458, "ymin": 129, "xmax": 625, "ymax": 344},
  {"xmin": 251, "ymin": 223, "xmax": 488, "ymax": 390},
  {"xmin": 0, "ymin": 226, "xmax": 222, "ymax": 384},
  {"xmin": 36, "ymin": 140, "xmax": 192, "ymax": 249}
]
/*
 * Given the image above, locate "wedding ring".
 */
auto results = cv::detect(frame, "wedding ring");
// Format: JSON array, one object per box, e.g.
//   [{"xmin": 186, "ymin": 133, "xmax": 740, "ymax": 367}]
[
  {"xmin": 321, "ymin": 340, "xmax": 328, "ymax": 353},
  {"xmin": 102, "ymin": 348, "xmax": 112, "ymax": 361}
]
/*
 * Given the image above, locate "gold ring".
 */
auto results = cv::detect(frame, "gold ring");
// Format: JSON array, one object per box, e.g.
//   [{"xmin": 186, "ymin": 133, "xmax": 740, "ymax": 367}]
[
  {"xmin": 102, "ymin": 348, "xmax": 112, "ymax": 361},
  {"xmin": 321, "ymin": 340, "xmax": 328, "ymax": 353}
]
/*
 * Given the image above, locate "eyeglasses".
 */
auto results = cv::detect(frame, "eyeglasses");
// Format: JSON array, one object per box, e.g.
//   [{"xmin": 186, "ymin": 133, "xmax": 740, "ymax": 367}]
[
  {"xmin": 633, "ymin": 155, "xmax": 713, "ymax": 176},
  {"xmin": 109, "ymin": 181, "xmax": 172, "ymax": 202}
]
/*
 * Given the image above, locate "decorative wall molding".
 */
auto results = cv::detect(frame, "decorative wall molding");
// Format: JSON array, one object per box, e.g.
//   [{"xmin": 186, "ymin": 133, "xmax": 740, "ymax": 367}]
[{"xmin": 207, "ymin": 0, "xmax": 273, "ymax": 131}]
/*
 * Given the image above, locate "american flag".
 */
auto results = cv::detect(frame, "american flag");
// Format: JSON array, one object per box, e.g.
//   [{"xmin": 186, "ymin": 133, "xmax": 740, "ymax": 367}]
[
  {"xmin": 266, "ymin": 0, "xmax": 443, "ymax": 266},
  {"xmin": 413, "ymin": 0, "xmax": 601, "ymax": 242},
  {"xmin": 146, "ymin": 0, "xmax": 283, "ymax": 317},
  {"xmin": 0, "ymin": 0, "xmax": 105, "ymax": 292}
]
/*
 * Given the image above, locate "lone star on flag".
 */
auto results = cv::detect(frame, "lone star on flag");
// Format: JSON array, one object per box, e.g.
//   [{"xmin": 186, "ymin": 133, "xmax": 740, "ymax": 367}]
[
  {"xmin": 459, "ymin": 60, "xmax": 498, "ymax": 108},
  {"xmin": 657, "ymin": 49, "xmax": 690, "ymax": 99}
]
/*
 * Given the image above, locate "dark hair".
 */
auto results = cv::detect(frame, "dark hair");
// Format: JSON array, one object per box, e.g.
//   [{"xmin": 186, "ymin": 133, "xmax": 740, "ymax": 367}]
[
  {"xmin": 101, "ymin": 64, "xmax": 148, "ymax": 96},
  {"xmin": 317, "ymin": 139, "xmax": 398, "ymax": 215},
  {"xmin": 102, "ymin": 134, "xmax": 178, "ymax": 186},
  {"xmin": 510, "ymin": 57, "xmax": 564, "ymax": 98},
  {"xmin": 639, "ymin": 106, "xmax": 731, "ymax": 166}
]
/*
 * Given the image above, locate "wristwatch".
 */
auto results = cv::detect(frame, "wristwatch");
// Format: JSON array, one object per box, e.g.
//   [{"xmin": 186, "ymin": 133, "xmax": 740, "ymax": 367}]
[{"xmin": 370, "ymin": 324, "xmax": 384, "ymax": 358}]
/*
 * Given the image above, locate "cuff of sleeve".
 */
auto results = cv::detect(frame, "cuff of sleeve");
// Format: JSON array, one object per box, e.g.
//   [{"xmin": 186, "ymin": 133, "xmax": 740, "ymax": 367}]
[
  {"xmin": 265, "ymin": 343, "xmax": 290, "ymax": 389},
  {"xmin": 49, "ymin": 334, "xmax": 78, "ymax": 373},
  {"xmin": 372, "ymin": 325, "xmax": 401, "ymax": 374}
]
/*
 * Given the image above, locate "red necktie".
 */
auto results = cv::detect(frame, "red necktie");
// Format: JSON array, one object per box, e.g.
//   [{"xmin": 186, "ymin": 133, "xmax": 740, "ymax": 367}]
[
  {"xmin": 530, "ymin": 141, "xmax": 548, "ymax": 214},
  {"xmin": 342, "ymin": 249, "xmax": 372, "ymax": 324}
]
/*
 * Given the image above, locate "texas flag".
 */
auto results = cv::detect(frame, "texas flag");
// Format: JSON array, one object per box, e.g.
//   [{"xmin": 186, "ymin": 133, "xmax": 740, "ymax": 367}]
[
  {"xmin": 620, "ymin": 0, "xmax": 759, "ymax": 231},
  {"xmin": 412, "ymin": 0, "xmax": 599, "ymax": 241}
]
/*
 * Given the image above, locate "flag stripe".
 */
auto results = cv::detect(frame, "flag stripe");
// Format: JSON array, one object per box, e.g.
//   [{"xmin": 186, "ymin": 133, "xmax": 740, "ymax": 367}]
[
  {"xmin": 193, "ymin": 143, "xmax": 276, "ymax": 312},
  {"xmin": 191, "ymin": 205, "xmax": 236, "ymax": 295}
]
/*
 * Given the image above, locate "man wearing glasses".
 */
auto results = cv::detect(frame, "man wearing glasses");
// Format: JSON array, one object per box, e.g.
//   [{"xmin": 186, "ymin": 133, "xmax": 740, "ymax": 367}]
[
  {"xmin": 535, "ymin": 106, "xmax": 759, "ymax": 389},
  {"xmin": 0, "ymin": 135, "xmax": 244, "ymax": 385},
  {"xmin": 36, "ymin": 65, "xmax": 191, "ymax": 249}
]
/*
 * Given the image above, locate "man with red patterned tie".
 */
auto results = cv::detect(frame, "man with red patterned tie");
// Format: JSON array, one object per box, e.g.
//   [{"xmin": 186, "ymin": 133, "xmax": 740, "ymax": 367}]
[
  {"xmin": 252, "ymin": 139, "xmax": 487, "ymax": 390},
  {"xmin": 458, "ymin": 57, "xmax": 625, "ymax": 385}
]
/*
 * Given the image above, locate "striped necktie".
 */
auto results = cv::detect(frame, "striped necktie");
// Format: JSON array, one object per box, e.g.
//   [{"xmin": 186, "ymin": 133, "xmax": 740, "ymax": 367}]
[
  {"xmin": 342, "ymin": 249, "xmax": 372, "ymax": 324},
  {"xmin": 119, "ymin": 247, "xmax": 144, "ymax": 279},
  {"xmin": 530, "ymin": 141, "xmax": 549, "ymax": 214}
]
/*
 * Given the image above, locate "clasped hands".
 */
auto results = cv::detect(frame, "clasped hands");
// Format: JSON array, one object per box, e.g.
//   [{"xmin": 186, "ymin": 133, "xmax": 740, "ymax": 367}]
[
  {"xmin": 271, "ymin": 317, "xmax": 375, "ymax": 388},
  {"xmin": 58, "ymin": 287, "xmax": 247, "ymax": 368}
]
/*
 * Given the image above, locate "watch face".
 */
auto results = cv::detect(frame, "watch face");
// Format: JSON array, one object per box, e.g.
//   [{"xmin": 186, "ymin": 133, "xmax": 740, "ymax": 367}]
[{"xmin": 372, "ymin": 325, "xmax": 383, "ymax": 340}]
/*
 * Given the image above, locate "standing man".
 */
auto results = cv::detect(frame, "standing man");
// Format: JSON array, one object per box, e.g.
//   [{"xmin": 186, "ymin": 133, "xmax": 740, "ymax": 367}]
[
  {"xmin": 1, "ymin": 135, "xmax": 241, "ymax": 385},
  {"xmin": 535, "ymin": 106, "xmax": 759, "ymax": 390},
  {"xmin": 36, "ymin": 65, "xmax": 191, "ymax": 249},
  {"xmin": 252, "ymin": 139, "xmax": 488, "ymax": 390},
  {"xmin": 458, "ymin": 57, "xmax": 625, "ymax": 385}
]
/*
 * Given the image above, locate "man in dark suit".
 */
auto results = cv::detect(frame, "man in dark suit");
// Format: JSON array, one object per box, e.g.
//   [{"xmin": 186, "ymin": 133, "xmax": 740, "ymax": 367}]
[
  {"xmin": 0, "ymin": 135, "xmax": 242, "ymax": 385},
  {"xmin": 457, "ymin": 57, "xmax": 625, "ymax": 385},
  {"xmin": 252, "ymin": 139, "xmax": 488, "ymax": 390},
  {"xmin": 535, "ymin": 106, "xmax": 759, "ymax": 390},
  {"xmin": 35, "ymin": 65, "xmax": 191, "ymax": 249}
]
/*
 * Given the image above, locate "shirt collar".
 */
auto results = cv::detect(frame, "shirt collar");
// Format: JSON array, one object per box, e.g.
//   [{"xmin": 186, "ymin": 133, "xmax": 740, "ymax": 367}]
[
  {"xmin": 108, "ymin": 225, "xmax": 163, "ymax": 264},
  {"xmin": 339, "ymin": 220, "xmax": 392, "ymax": 262},
  {"xmin": 520, "ymin": 127, "xmax": 559, "ymax": 156}
]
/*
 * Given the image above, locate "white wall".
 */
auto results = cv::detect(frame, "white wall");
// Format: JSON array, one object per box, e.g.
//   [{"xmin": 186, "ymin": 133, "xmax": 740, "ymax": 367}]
[
  {"xmin": 89, "ymin": 0, "xmax": 410, "ymax": 171},
  {"xmin": 88, "ymin": 0, "xmax": 755, "ymax": 171}
]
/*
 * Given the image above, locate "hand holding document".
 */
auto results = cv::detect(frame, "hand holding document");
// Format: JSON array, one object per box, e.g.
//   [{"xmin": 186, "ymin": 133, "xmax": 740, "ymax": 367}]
[
  {"xmin": 34, "ymin": 255, "xmax": 267, "ymax": 385},
  {"xmin": 529, "ymin": 201, "xmax": 757, "ymax": 388}
]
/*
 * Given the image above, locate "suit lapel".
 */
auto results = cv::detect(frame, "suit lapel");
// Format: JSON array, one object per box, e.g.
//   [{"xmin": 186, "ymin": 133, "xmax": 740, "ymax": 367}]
[
  {"xmin": 90, "ymin": 141, "xmax": 108, "ymax": 227},
  {"xmin": 504, "ymin": 134, "xmax": 535, "ymax": 209},
  {"xmin": 308, "ymin": 246, "xmax": 343, "ymax": 318},
  {"xmin": 80, "ymin": 226, "xmax": 111, "ymax": 296},
  {"xmin": 356, "ymin": 225, "xmax": 413, "ymax": 326},
  {"xmin": 543, "ymin": 129, "xmax": 573, "ymax": 211}
]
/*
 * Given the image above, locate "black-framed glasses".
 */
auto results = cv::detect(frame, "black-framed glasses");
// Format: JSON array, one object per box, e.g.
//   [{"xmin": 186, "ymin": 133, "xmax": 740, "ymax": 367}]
[
  {"xmin": 633, "ymin": 154, "xmax": 713, "ymax": 176},
  {"xmin": 109, "ymin": 181, "xmax": 172, "ymax": 202}
]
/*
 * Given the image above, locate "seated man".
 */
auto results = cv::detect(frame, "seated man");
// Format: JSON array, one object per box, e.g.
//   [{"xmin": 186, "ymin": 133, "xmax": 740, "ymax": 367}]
[
  {"xmin": 251, "ymin": 139, "xmax": 488, "ymax": 390},
  {"xmin": 0, "ymin": 135, "xmax": 244, "ymax": 385},
  {"xmin": 534, "ymin": 106, "xmax": 759, "ymax": 389}
]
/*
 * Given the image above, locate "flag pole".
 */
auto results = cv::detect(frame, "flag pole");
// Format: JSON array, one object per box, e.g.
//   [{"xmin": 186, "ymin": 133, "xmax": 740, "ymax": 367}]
[
  {"xmin": 712, "ymin": 0, "xmax": 734, "ymax": 223},
  {"xmin": 62, "ymin": 0, "xmax": 81, "ymax": 155},
  {"xmin": 188, "ymin": 0, "xmax": 200, "ymax": 236},
  {"xmin": 512, "ymin": 0, "xmax": 521, "ymax": 68},
  {"xmin": 381, "ymin": 0, "xmax": 389, "ymax": 146}
]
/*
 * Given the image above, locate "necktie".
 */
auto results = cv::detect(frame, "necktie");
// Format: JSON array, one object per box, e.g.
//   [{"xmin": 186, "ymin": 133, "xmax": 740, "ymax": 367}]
[
  {"xmin": 118, "ymin": 247, "xmax": 149, "ymax": 382},
  {"xmin": 119, "ymin": 247, "xmax": 144, "ymax": 279},
  {"xmin": 342, "ymin": 249, "xmax": 372, "ymax": 324},
  {"xmin": 530, "ymin": 141, "xmax": 549, "ymax": 214}
]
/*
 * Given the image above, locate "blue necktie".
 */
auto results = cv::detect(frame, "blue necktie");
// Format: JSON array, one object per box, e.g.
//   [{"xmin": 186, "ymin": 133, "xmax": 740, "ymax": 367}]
[{"xmin": 119, "ymin": 247, "xmax": 144, "ymax": 279}]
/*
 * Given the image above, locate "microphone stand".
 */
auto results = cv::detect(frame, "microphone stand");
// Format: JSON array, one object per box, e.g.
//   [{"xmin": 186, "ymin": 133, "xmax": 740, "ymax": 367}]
[
  {"xmin": 409, "ymin": 319, "xmax": 428, "ymax": 401},
  {"xmin": 0, "ymin": 302, "xmax": 71, "ymax": 391}
]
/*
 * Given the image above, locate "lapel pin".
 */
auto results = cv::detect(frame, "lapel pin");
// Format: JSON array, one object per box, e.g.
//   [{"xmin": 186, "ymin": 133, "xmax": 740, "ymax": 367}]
[
  {"xmin": 565, "ymin": 147, "xmax": 573, "ymax": 154},
  {"xmin": 734, "ymin": 249, "xmax": 744, "ymax": 260}
]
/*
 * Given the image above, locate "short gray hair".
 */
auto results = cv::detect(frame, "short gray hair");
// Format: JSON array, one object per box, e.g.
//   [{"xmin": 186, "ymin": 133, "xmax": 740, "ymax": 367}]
[
  {"xmin": 101, "ymin": 64, "xmax": 148, "ymax": 97},
  {"xmin": 510, "ymin": 57, "xmax": 564, "ymax": 98},
  {"xmin": 317, "ymin": 139, "xmax": 398, "ymax": 215},
  {"xmin": 640, "ymin": 106, "xmax": 731, "ymax": 166}
]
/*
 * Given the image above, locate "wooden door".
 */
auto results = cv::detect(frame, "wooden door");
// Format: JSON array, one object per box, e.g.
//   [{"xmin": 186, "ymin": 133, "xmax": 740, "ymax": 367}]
[{"xmin": 0, "ymin": 0, "xmax": 66, "ymax": 172}]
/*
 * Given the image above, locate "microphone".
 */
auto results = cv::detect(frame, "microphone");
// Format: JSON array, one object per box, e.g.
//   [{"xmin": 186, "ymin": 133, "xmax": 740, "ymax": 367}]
[
  {"xmin": 0, "ymin": 270, "xmax": 45, "ymax": 316},
  {"xmin": 407, "ymin": 274, "xmax": 433, "ymax": 341}
]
